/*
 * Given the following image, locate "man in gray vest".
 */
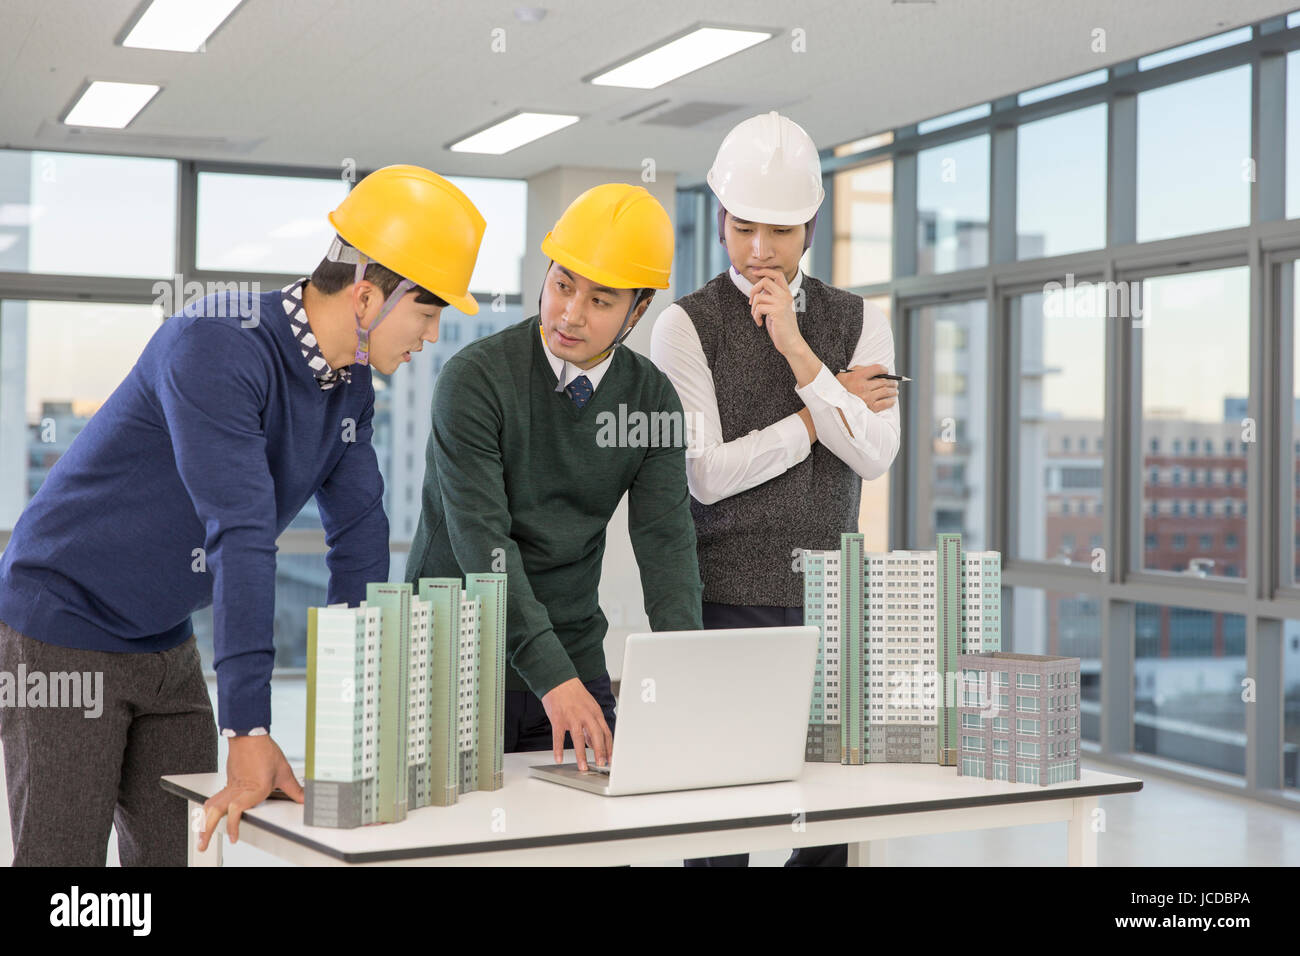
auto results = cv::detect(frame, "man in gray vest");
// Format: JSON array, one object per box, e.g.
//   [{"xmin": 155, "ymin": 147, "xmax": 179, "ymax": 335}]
[{"xmin": 652, "ymin": 111, "xmax": 901, "ymax": 866}]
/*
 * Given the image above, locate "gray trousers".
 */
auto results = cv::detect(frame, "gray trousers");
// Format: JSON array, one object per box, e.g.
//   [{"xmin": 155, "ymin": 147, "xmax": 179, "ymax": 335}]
[{"xmin": 0, "ymin": 620, "xmax": 217, "ymax": 866}]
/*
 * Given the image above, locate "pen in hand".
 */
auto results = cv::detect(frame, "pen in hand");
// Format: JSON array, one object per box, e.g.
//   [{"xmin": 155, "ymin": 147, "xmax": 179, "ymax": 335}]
[{"xmin": 837, "ymin": 369, "xmax": 911, "ymax": 382}]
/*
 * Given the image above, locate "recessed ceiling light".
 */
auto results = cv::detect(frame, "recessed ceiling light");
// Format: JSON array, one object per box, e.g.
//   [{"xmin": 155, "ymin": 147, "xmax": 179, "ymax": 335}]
[
  {"xmin": 448, "ymin": 112, "xmax": 579, "ymax": 155},
  {"xmin": 588, "ymin": 26, "xmax": 773, "ymax": 90},
  {"xmin": 63, "ymin": 81, "xmax": 161, "ymax": 129},
  {"xmin": 121, "ymin": 0, "xmax": 244, "ymax": 53}
]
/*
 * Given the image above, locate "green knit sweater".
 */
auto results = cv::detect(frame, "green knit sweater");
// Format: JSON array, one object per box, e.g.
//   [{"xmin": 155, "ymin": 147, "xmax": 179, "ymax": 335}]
[{"xmin": 405, "ymin": 315, "xmax": 703, "ymax": 697}]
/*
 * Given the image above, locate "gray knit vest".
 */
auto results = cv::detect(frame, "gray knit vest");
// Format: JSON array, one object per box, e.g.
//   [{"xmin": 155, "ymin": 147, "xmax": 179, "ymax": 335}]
[{"xmin": 679, "ymin": 271, "xmax": 864, "ymax": 607}]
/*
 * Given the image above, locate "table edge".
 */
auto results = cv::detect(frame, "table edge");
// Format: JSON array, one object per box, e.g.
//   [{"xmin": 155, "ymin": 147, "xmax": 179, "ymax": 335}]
[{"xmin": 161, "ymin": 775, "xmax": 1142, "ymax": 865}]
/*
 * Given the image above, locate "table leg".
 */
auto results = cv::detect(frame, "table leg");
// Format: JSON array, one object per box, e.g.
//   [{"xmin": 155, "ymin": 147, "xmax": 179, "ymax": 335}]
[
  {"xmin": 187, "ymin": 800, "xmax": 222, "ymax": 867},
  {"xmin": 847, "ymin": 840, "xmax": 886, "ymax": 866},
  {"xmin": 1067, "ymin": 796, "xmax": 1098, "ymax": 867}
]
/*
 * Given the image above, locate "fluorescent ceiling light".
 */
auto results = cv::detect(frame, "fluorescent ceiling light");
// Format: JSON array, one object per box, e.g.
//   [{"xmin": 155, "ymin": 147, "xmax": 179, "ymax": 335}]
[
  {"xmin": 1018, "ymin": 69, "xmax": 1108, "ymax": 107},
  {"xmin": 589, "ymin": 26, "xmax": 773, "ymax": 89},
  {"xmin": 1138, "ymin": 26, "xmax": 1251, "ymax": 71},
  {"xmin": 916, "ymin": 103, "xmax": 990, "ymax": 135},
  {"xmin": 122, "ymin": 0, "xmax": 243, "ymax": 52},
  {"xmin": 63, "ymin": 81, "xmax": 161, "ymax": 129},
  {"xmin": 449, "ymin": 112, "xmax": 579, "ymax": 155}
]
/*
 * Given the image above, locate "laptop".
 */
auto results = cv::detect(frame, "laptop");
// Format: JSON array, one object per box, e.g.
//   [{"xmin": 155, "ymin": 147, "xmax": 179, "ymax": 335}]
[{"xmin": 529, "ymin": 626, "xmax": 818, "ymax": 796}]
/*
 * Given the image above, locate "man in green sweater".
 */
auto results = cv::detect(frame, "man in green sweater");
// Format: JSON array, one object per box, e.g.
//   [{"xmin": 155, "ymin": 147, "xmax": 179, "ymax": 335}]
[{"xmin": 405, "ymin": 183, "xmax": 702, "ymax": 771}]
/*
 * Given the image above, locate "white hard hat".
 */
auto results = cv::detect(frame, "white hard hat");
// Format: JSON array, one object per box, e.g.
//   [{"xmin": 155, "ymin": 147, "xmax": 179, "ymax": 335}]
[{"xmin": 706, "ymin": 111, "xmax": 825, "ymax": 225}]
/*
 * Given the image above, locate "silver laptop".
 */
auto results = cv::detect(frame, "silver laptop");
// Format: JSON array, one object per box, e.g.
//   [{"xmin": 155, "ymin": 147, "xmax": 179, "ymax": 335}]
[{"xmin": 529, "ymin": 626, "xmax": 818, "ymax": 796}]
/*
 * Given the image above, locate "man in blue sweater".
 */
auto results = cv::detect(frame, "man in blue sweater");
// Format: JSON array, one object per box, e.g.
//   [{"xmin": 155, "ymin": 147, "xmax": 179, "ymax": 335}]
[{"xmin": 0, "ymin": 165, "xmax": 485, "ymax": 865}]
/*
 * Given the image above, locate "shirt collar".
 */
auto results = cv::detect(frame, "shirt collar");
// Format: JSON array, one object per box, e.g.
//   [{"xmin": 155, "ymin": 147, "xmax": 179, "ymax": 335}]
[
  {"xmin": 280, "ymin": 279, "xmax": 350, "ymax": 390},
  {"xmin": 728, "ymin": 264, "xmax": 804, "ymax": 298},
  {"xmin": 539, "ymin": 322, "xmax": 616, "ymax": 394}
]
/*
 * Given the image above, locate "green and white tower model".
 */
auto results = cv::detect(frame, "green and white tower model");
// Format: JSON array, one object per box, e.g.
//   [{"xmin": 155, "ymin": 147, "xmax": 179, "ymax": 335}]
[
  {"xmin": 800, "ymin": 533, "xmax": 1000, "ymax": 766},
  {"xmin": 304, "ymin": 573, "xmax": 507, "ymax": 828}
]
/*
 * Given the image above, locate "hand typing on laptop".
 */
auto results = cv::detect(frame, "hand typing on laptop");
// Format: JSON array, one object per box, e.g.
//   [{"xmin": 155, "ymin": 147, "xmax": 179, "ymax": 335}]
[{"xmin": 542, "ymin": 677, "xmax": 613, "ymax": 772}]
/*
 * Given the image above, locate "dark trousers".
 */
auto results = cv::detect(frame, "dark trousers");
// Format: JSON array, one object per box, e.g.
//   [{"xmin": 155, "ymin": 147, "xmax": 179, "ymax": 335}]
[
  {"xmin": 503, "ymin": 673, "xmax": 617, "ymax": 754},
  {"xmin": 0, "ymin": 620, "xmax": 218, "ymax": 866},
  {"xmin": 683, "ymin": 603, "xmax": 847, "ymax": 868}
]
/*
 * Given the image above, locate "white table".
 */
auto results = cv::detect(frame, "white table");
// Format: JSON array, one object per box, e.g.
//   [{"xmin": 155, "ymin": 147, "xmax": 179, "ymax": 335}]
[{"xmin": 162, "ymin": 754, "xmax": 1142, "ymax": 866}]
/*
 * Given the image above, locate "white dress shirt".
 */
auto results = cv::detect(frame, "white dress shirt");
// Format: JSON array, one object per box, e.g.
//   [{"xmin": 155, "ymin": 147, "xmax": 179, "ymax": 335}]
[
  {"xmin": 539, "ymin": 321, "xmax": 616, "ymax": 393},
  {"xmin": 650, "ymin": 267, "xmax": 901, "ymax": 505}
]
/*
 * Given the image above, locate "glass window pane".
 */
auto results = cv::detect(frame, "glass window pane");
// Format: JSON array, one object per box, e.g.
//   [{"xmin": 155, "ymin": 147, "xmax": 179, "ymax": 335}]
[
  {"xmin": 858, "ymin": 296, "xmax": 891, "ymax": 551},
  {"xmin": 1293, "ymin": 261, "xmax": 1300, "ymax": 582},
  {"xmin": 1138, "ymin": 267, "xmax": 1248, "ymax": 579},
  {"xmin": 1016, "ymin": 104, "xmax": 1107, "ymax": 258},
  {"xmin": 196, "ymin": 172, "xmax": 349, "ymax": 273},
  {"xmin": 1135, "ymin": 602, "xmax": 1245, "ymax": 776},
  {"xmin": 0, "ymin": 300, "xmax": 162, "ymax": 529},
  {"xmin": 908, "ymin": 299, "xmax": 987, "ymax": 548},
  {"xmin": 0, "ymin": 150, "xmax": 176, "ymax": 278},
  {"xmin": 916, "ymin": 134, "xmax": 989, "ymax": 275},
  {"xmin": 1015, "ymin": 288, "xmax": 1105, "ymax": 562},
  {"xmin": 444, "ymin": 176, "xmax": 526, "ymax": 295},
  {"xmin": 1011, "ymin": 588, "xmax": 1100, "ymax": 744},
  {"xmin": 1286, "ymin": 620, "xmax": 1300, "ymax": 789},
  {"xmin": 1137, "ymin": 66, "xmax": 1251, "ymax": 242},
  {"xmin": 832, "ymin": 160, "xmax": 892, "ymax": 286},
  {"xmin": 1287, "ymin": 51, "xmax": 1300, "ymax": 219}
]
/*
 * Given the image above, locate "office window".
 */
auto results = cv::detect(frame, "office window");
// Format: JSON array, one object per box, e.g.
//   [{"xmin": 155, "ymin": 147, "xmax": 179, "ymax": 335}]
[
  {"xmin": 1010, "ymin": 588, "xmax": 1100, "ymax": 742},
  {"xmin": 0, "ymin": 300, "xmax": 162, "ymax": 529},
  {"xmin": 1286, "ymin": 620, "xmax": 1300, "ymax": 790},
  {"xmin": 1135, "ymin": 602, "xmax": 1246, "ymax": 777},
  {"xmin": 444, "ymin": 176, "xmax": 526, "ymax": 295},
  {"xmin": 832, "ymin": 160, "xmax": 892, "ymax": 286},
  {"xmin": 1014, "ymin": 289, "xmax": 1105, "ymax": 563},
  {"xmin": 909, "ymin": 299, "xmax": 987, "ymax": 548},
  {"xmin": 916, "ymin": 135, "xmax": 989, "ymax": 274},
  {"xmin": 1137, "ymin": 66, "xmax": 1251, "ymax": 242},
  {"xmin": 1289, "ymin": 261, "xmax": 1300, "ymax": 583},
  {"xmin": 1286, "ymin": 51, "xmax": 1300, "ymax": 219},
  {"xmin": 1139, "ymin": 267, "xmax": 1248, "ymax": 578},
  {"xmin": 1016, "ymin": 104, "xmax": 1107, "ymax": 258},
  {"xmin": 197, "ymin": 172, "xmax": 349, "ymax": 274},
  {"xmin": 0, "ymin": 150, "xmax": 176, "ymax": 278}
]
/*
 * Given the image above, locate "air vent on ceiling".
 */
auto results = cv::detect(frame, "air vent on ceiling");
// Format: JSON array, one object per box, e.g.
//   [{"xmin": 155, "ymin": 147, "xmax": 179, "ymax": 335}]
[
  {"xmin": 641, "ymin": 101, "xmax": 744, "ymax": 127},
  {"xmin": 35, "ymin": 119, "xmax": 264, "ymax": 154}
]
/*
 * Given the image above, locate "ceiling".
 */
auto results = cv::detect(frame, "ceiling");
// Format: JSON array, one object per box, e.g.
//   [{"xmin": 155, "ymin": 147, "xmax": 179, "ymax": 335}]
[{"xmin": 0, "ymin": 0, "xmax": 1295, "ymax": 186}]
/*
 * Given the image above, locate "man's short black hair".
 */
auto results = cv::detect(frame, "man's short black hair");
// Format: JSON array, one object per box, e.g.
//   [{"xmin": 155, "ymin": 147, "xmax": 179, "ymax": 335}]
[{"xmin": 309, "ymin": 237, "xmax": 448, "ymax": 308}]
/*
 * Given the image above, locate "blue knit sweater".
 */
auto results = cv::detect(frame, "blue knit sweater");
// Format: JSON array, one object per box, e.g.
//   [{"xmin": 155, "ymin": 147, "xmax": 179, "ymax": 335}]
[{"xmin": 0, "ymin": 288, "xmax": 389, "ymax": 733}]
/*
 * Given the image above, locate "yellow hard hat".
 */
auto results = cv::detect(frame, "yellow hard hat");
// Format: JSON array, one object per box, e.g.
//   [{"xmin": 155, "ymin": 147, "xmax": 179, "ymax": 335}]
[
  {"xmin": 328, "ymin": 165, "xmax": 486, "ymax": 315},
  {"xmin": 541, "ymin": 183, "xmax": 673, "ymax": 290}
]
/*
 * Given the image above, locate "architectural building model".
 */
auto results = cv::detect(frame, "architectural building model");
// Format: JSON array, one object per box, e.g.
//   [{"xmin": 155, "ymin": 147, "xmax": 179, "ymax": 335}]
[
  {"xmin": 956, "ymin": 651, "xmax": 1082, "ymax": 786},
  {"xmin": 801, "ymin": 533, "xmax": 1000, "ymax": 765},
  {"xmin": 303, "ymin": 573, "xmax": 507, "ymax": 828}
]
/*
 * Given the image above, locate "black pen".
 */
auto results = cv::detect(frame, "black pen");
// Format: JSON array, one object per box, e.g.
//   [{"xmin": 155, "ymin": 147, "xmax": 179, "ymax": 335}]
[{"xmin": 836, "ymin": 369, "xmax": 911, "ymax": 382}]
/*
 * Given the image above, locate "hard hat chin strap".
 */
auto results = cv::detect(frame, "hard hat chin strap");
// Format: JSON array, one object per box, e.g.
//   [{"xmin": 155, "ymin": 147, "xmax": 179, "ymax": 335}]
[{"xmin": 327, "ymin": 236, "xmax": 414, "ymax": 367}]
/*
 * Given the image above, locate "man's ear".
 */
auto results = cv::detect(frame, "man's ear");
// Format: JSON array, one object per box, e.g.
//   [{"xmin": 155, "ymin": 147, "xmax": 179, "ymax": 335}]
[
  {"xmin": 351, "ymin": 280, "xmax": 377, "ymax": 321},
  {"xmin": 631, "ymin": 290, "xmax": 656, "ymax": 322}
]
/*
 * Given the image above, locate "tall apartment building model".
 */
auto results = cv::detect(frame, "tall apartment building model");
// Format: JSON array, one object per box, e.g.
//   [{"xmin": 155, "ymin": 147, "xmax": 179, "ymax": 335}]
[
  {"xmin": 303, "ymin": 574, "xmax": 507, "ymax": 827},
  {"xmin": 800, "ymin": 532, "xmax": 1080, "ymax": 785},
  {"xmin": 801, "ymin": 532, "xmax": 999, "ymax": 766}
]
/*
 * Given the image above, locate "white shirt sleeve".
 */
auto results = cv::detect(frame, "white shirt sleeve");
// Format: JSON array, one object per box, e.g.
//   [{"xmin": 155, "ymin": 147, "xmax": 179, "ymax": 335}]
[
  {"xmin": 793, "ymin": 298, "xmax": 901, "ymax": 481},
  {"xmin": 649, "ymin": 304, "xmax": 811, "ymax": 505}
]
